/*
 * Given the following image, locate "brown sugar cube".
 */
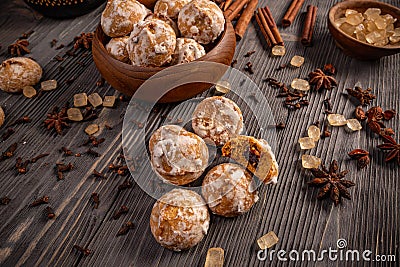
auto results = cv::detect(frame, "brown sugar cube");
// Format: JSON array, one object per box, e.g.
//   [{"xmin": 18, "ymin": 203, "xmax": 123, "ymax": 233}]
[
  {"xmin": 204, "ymin": 247, "xmax": 224, "ymax": 267},
  {"xmin": 257, "ymin": 231, "xmax": 279, "ymax": 250}
]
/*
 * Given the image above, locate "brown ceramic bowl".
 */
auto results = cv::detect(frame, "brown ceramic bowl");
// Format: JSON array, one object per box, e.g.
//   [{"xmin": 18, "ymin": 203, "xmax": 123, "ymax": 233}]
[
  {"xmin": 328, "ymin": 0, "xmax": 400, "ymax": 60},
  {"xmin": 92, "ymin": 19, "xmax": 236, "ymax": 103}
]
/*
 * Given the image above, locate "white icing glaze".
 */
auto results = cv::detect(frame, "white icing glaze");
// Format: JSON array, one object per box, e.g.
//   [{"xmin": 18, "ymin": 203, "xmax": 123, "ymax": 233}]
[
  {"xmin": 154, "ymin": 0, "xmax": 193, "ymax": 19},
  {"xmin": 192, "ymin": 96, "xmax": 243, "ymax": 146},
  {"xmin": 0, "ymin": 57, "xmax": 42, "ymax": 93},
  {"xmin": 202, "ymin": 163, "xmax": 258, "ymax": 217},
  {"xmin": 177, "ymin": 0, "xmax": 225, "ymax": 44},
  {"xmin": 150, "ymin": 189, "xmax": 210, "ymax": 251},
  {"xmin": 106, "ymin": 36, "xmax": 130, "ymax": 63},
  {"xmin": 101, "ymin": 0, "xmax": 150, "ymax": 37},
  {"xmin": 126, "ymin": 19, "xmax": 176, "ymax": 66},
  {"xmin": 172, "ymin": 38, "xmax": 206, "ymax": 64}
]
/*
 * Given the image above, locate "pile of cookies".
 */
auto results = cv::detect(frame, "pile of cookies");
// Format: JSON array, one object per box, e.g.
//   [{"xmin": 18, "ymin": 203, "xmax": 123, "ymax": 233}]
[
  {"xmin": 100, "ymin": 0, "xmax": 225, "ymax": 67},
  {"xmin": 147, "ymin": 96, "xmax": 279, "ymax": 251}
]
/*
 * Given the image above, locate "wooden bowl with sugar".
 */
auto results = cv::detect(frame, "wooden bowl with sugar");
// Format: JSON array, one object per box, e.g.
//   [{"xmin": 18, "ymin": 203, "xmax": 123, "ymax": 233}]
[{"xmin": 328, "ymin": 0, "xmax": 400, "ymax": 60}]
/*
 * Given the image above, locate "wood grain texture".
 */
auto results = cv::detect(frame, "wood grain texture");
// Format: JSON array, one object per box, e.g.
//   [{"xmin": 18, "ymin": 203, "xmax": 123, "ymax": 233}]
[{"xmin": 0, "ymin": 0, "xmax": 399, "ymax": 266}]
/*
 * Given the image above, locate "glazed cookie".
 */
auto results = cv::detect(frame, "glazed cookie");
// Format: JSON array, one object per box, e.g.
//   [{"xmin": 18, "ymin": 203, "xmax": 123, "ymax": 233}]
[
  {"xmin": 192, "ymin": 96, "xmax": 243, "ymax": 146},
  {"xmin": 202, "ymin": 163, "xmax": 259, "ymax": 217},
  {"xmin": 106, "ymin": 36, "xmax": 130, "ymax": 63},
  {"xmin": 178, "ymin": 0, "xmax": 225, "ymax": 44},
  {"xmin": 222, "ymin": 135, "xmax": 279, "ymax": 185},
  {"xmin": 149, "ymin": 125, "xmax": 209, "ymax": 185},
  {"xmin": 126, "ymin": 19, "xmax": 176, "ymax": 66},
  {"xmin": 172, "ymin": 38, "xmax": 206, "ymax": 64},
  {"xmin": 150, "ymin": 189, "xmax": 210, "ymax": 251},
  {"xmin": 101, "ymin": 0, "xmax": 149, "ymax": 37},
  {"xmin": 154, "ymin": 0, "xmax": 192, "ymax": 19},
  {"xmin": 0, "ymin": 57, "xmax": 42, "ymax": 93},
  {"xmin": 145, "ymin": 14, "xmax": 180, "ymax": 37}
]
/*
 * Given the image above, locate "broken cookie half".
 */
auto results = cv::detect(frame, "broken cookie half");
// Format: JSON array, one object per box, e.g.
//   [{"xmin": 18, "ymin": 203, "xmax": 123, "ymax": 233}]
[{"xmin": 221, "ymin": 135, "xmax": 279, "ymax": 185}]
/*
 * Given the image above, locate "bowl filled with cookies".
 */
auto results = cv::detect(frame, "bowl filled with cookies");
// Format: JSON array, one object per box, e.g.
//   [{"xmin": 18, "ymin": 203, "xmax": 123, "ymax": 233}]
[{"xmin": 92, "ymin": 0, "xmax": 236, "ymax": 102}]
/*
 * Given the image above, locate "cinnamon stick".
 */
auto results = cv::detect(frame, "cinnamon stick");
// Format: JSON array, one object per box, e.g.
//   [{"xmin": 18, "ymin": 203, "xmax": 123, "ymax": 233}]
[
  {"xmin": 223, "ymin": 0, "xmax": 233, "ymax": 11},
  {"xmin": 256, "ymin": 8, "xmax": 276, "ymax": 47},
  {"xmin": 235, "ymin": 0, "xmax": 258, "ymax": 40},
  {"xmin": 255, "ymin": 13, "xmax": 272, "ymax": 47},
  {"xmin": 301, "ymin": 5, "xmax": 318, "ymax": 46},
  {"xmin": 261, "ymin": 7, "xmax": 284, "ymax": 45},
  {"xmin": 224, "ymin": 0, "xmax": 249, "ymax": 21},
  {"xmin": 282, "ymin": 0, "xmax": 305, "ymax": 27}
]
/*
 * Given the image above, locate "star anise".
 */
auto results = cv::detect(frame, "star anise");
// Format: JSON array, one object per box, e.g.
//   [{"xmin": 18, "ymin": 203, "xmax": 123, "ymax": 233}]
[
  {"xmin": 44, "ymin": 104, "xmax": 70, "ymax": 135},
  {"xmin": 366, "ymin": 106, "xmax": 396, "ymax": 134},
  {"xmin": 308, "ymin": 69, "xmax": 337, "ymax": 91},
  {"xmin": 73, "ymin": 32, "xmax": 94, "ymax": 50},
  {"xmin": 307, "ymin": 160, "xmax": 355, "ymax": 206},
  {"xmin": 377, "ymin": 135, "xmax": 400, "ymax": 166},
  {"xmin": 346, "ymin": 86, "xmax": 376, "ymax": 106},
  {"xmin": 8, "ymin": 39, "xmax": 30, "ymax": 56}
]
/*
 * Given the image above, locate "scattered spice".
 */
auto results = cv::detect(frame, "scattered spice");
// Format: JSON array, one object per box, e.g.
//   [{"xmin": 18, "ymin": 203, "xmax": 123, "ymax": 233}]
[
  {"xmin": 56, "ymin": 44, "xmax": 65, "ymax": 50},
  {"xmin": 96, "ymin": 77, "xmax": 105, "ymax": 87},
  {"xmin": 92, "ymin": 169, "xmax": 105, "ymax": 179},
  {"xmin": 53, "ymin": 55, "xmax": 64, "ymax": 62},
  {"xmin": 8, "ymin": 116, "xmax": 31, "ymax": 127},
  {"xmin": 19, "ymin": 30, "xmax": 34, "ymax": 39},
  {"xmin": 29, "ymin": 196, "xmax": 49, "ymax": 207},
  {"xmin": 276, "ymin": 64, "xmax": 287, "ymax": 71},
  {"xmin": 82, "ymin": 136, "xmax": 105, "ymax": 147},
  {"xmin": 65, "ymin": 77, "xmax": 76, "ymax": 86},
  {"xmin": 323, "ymin": 64, "xmax": 336, "ymax": 75},
  {"xmin": 82, "ymin": 107, "xmax": 99, "ymax": 121},
  {"xmin": 61, "ymin": 147, "xmax": 73, "ymax": 156},
  {"xmin": 45, "ymin": 206, "xmax": 55, "ymax": 219},
  {"xmin": 73, "ymin": 32, "xmax": 94, "ymax": 50},
  {"xmin": 377, "ymin": 135, "xmax": 400, "ymax": 166},
  {"xmin": 8, "ymin": 39, "xmax": 30, "ymax": 56},
  {"xmin": 116, "ymin": 221, "xmax": 135, "ymax": 236},
  {"xmin": 348, "ymin": 149, "xmax": 370, "ymax": 169},
  {"xmin": 2, "ymin": 128, "xmax": 15, "ymax": 141},
  {"xmin": 30, "ymin": 153, "xmax": 49, "ymax": 163},
  {"xmin": 1, "ymin": 197, "xmax": 11, "ymax": 205},
  {"xmin": 113, "ymin": 205, "xmax": 129, "ymax": 219},
  {"xmin": 56, "ymin": 162, "xmax": 73, "ymax": 180},
  {"xmin": 323, "ymin": 98, "xmax": 333, "ymax": 112},
  {"xmin": 91, "ymin": 193, "xmax": 100, "ymax": 209},
  {"xmin": 307, "ymin": 160, "xmax": 354, "ymax": 206},
  {"xmin": 73, "ymin": 245, "xmax": 91, "ymax": 256},
  {"xmin": 366, "ymin": 106, "xmax": 395, "ymax": 134},
  {"xmin": 50, "ymin": 39, "xmax": 58, "ymax": 47},
  {"xmin": 0, "ymin": 143, "xmax": 18, "ymax": 161},
  {"xmin": 244, "ymin": 50, "xmax": 256, "ymax": 57},
  {"xmin": 354, "ymin": 106, "xmax": 367, "ymax": 121},
  {"xmin": 275, "ymin": 122, "xmax": 286, "ymax": 129},
  {"xmin": 308, "ymin": 69, "xmax": 337, "ymax": 91},
  {"xmin": 44, "ymin": 104, "xmax": 70, "ymax": 135},
  {"xmin": 346, "ymin": 86, "xmax": 376, "ymax": 106},
  {"xmin": 244, "ymin": 62, "xmax": 254, "ymax": 74},
  {"xmin": 118, "ymin": 179, "xmax": 133, "ymax": 192},
  {"xmin": 321, "ymin": 125, "xmax": 331, "ymax": 138},
  {"xmin": 86, "ymin": 148, "xmax": 101, "ymax": 157},
  {"xmin": 104, "ymin": 124, "xmax": 113, "ymax": 130},
  {"xmin": 15, "ymin": 157, "xmax": 30, "ymax": 174}
]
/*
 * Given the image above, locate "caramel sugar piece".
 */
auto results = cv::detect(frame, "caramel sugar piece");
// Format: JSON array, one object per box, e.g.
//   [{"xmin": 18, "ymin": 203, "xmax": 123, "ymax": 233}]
[
  {"xmin": 204, "ymin": 247, "xmax": 224, "ymax": 267},
  {"xmin": 257, "ymin": 231, "xmax": 279, "ymax": 250}
]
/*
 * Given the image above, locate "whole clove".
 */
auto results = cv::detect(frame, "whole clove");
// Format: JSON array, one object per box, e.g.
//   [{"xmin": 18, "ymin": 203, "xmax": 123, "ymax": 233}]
[
  {"xmin": 96, "ymin": 77, "xmax": 105, "ymax": 87},
  {"xmin": 323, "ymin": 98, "xmax": 332, "ymax": 111},
  {"xmin": 45, "ymin": 206, "xmax": 55, "ymax": 219},
  {"xmin": 91, "ymin": 193, "xmax": 99, "ymax": 209},
  {"xmin": 30, "ymin": 153, "xmax": 49, "ymax": 163},
  {"xmin": 113, "ymin": 205, "xmax": 129, "ymax": 220},
  {"xmin": 15, "ymin": 157, "xmax": 30, "ymax": 174},
  {"xmin": 1, "ymin": 143, "xmax": 18, "ymax": 161},
  {"xmin": 118, "ymin": 179, "xmax": 133, "ymax": 192},
  {"xmin": 56, "ymin": 162, "xmax": 73, "ymax": 180},
  {"xmin": 73, "ymin": 245, "xmax": 91, "ymax": 256},
  {"xmin": 30, "ymin": 196, "xmax": 49, "ymax": 207},
  {"xmin": 244, "ymin": 50, "xmax": 256, "ymax": 57},
  {"xmin": 244, "ymin": 62, "xmax": 254, "ymax": 74},
  {"xmin": 86, "ymin": 148, "xmax": 101, "ymax": 157},
  {"xmin": 2, "ymin": 128, "xmax": 15, "ymax": 141},
  {"xmin": 92, "ymin": 169, "xmax": 105, "ymax": 179},
  {"xmin": 1, "ymin": 197, "xmax": 11, "ymax": 205},
  {"xmin": 61, "ymin": 147, "xmax": 73, "ymax": 156},
  {"xmin": 116, "ymin": 221, "xmax": 135, "ymax": 236},
  {"xmin": 9, "ymin": 116, "xmax": 31, "ymax": 127},
  {"xmin": 321, "ymin": 125, "xmax": 331, "ymax": 138},
  {"xmin": 82, "ymin": 136, "xmax": 105, "ymax": 147}
]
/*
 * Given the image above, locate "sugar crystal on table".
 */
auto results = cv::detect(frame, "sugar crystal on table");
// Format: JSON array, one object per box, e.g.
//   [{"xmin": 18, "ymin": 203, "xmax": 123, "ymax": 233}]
[
  {"xmin": 346, "ymin": 119, "xmax": 362, "ymax": 131},
  {"xmin": 23, "ymin": 86, "xmax": 37, "ymax": 98},
  {"xmin": 302, "ymin": 155, "xmax": 322, "ymax": 169},
  {"xmin": 327, "ymin": 114, "xmax": 348, "ymax": 126},
  {"xmin": 74, "ymin": 93, "xmax": 87, "ymax": 107},
  {"xmin": 271, "ymin": 45, "xmax": 286, "ymax": 56},
  {"xmin": 308, "ymin": 125, "xmax": 321, "ymax": 142},
  {"xmin": 41, "ymin": 80, "xmax": 57, "ymax": 91},
  {"xmin": 291, "ymin": 78, "xmax": 310, "ymax": 91},
  {"xmin": 215, "ymin": 80, "xmax": 231, "ymax": 95},
  {"xmin": 204, "ymin": 248, "xmax": 224, "ymax": 267},
  {"xmin": 103, "ymin": 96, "xmax": 116, "ymax": 107},
  {"xmin": 67, "ymin": 108, "xmax": 83, "ymax": 121},
  {"xmin": 257, "ymin": 231, "xmax": 279, "ymax": 250},
  {"xmin": 290, "ymin": 55, "xmax": 304, "ymax": 67},
  {"xmin": 88, "ymin": 93, "xmax": 103, "ymax": 108},
  {"xmin": 299, "ymin": 137, "xmax": 316, "ymax": 150},
  {"xmin": 85, "ymin": 124, "xmax": 99, "ymax": 135}
]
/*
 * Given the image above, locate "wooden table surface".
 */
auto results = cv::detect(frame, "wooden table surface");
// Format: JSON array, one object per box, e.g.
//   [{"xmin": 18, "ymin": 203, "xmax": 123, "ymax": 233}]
[{"xmin": 0, "ymin": 0, "xmax": 399, "ymax": 266}]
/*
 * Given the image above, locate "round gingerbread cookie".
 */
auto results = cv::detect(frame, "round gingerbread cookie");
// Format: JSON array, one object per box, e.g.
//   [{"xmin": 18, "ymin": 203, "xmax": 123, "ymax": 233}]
[
  {"xmin": 150, "ymin": 188, "xmax": 210, "ymax": 251},
  {"xmin": 149, "ymin": 125, "xmax": 209, "ymax": 185},
  {"xmin": 202, "ymin": 163, "xmax": 259, "ymax": 217},
  {"xmin": 101, "ymin": 0, "xmax": 150, "ymax": 38},
  {"xmin": 178, "ymin": 0, "xmax": 225, "ymax": 44},
  {"xmin": 126, "ymin": 19, "xmax": 176, "ymax": 66},
  {"xmin": 171, "ymin": 38, "xmax": 205, "ymax": 65},
  {"xmin": 154, "ymin": 0, "xmax": 193, "ymax": 19},
  {"xmin": 106, "ymin": 36, "xmax": 130, "ymax": 63},
  {"xmin": 145, "ymin": 14, "xmax": 180, "ymax": 37},
  {"xmin": 0, "ymin": 57, "xmax": 42, "ymax": 93},
  {"xmin": 192, "ymin": 96, "xmax": 243, "ymax": 146}
]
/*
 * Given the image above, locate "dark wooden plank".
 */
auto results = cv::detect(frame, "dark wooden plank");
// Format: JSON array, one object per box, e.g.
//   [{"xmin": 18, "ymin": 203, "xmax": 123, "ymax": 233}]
[{"xmin": 0, "ymin": 0, "xmax": 399, "ymax": 266}]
